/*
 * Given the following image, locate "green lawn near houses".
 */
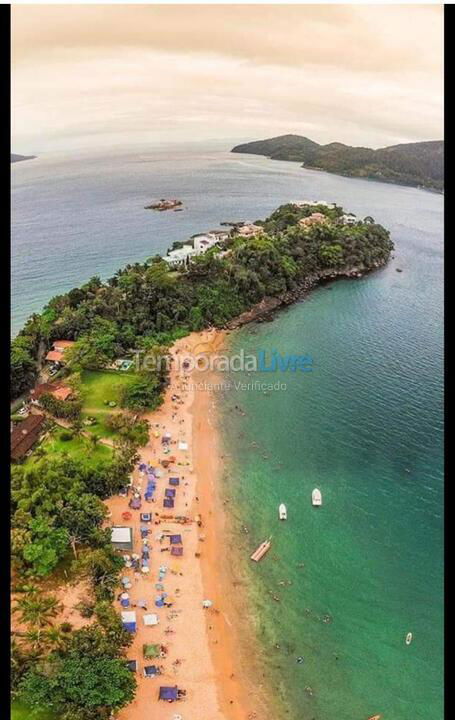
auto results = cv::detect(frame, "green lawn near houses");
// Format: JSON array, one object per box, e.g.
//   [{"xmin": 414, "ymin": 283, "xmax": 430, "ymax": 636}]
[
  {"xmin": 25, "ymin": 428, "xmax": 112, "ymax": 467},
  {"xmin": 80, "ymin": 369, "xmax": 137, "ymax": 439}
]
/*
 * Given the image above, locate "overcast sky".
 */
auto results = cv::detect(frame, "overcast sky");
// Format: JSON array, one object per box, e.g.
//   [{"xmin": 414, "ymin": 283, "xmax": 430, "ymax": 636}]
[{"xmin": 12, "ymin": 5, "xmax": 443, "ymax": 154}]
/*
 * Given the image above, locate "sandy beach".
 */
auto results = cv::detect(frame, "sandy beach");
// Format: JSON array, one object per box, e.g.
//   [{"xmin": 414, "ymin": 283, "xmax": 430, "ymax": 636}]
[{"xmin": 108, "ymin": 329, "xmax": 266, "ymax": 720}]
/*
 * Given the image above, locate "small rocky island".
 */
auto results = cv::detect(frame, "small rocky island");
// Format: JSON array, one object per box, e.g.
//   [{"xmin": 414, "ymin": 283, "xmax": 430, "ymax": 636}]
[{"xmin": 144, "ymin": 198, "xmax": 183, "ymax": 211}]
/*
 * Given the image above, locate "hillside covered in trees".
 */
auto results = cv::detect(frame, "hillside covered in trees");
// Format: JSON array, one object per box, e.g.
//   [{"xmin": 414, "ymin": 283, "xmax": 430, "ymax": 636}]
[
  {"xmin": 232, "ymin": 135, "xmax": 444, "ymax": 191},
  {"xmin": 11, "ymin": 202, "xmax": 394, "ymax": 400}
]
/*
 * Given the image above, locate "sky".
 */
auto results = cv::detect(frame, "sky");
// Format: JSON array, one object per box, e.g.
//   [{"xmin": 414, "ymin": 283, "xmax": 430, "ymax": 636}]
[{"xmin": 12, "ymin": 5, "xmax": 444, "ymax": 154}]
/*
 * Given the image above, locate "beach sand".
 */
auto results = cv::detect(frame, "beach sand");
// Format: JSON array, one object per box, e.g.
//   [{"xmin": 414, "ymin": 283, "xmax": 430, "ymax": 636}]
[{"xmin": 110, "ymin": 330, "xmax": 267, "ymax": 720}]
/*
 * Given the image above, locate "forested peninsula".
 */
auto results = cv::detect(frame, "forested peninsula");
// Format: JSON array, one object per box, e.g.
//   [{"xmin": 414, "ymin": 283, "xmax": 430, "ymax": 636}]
[{"xmin": 11, "ymin": 201, "xmax": 394, "ymax": 402}]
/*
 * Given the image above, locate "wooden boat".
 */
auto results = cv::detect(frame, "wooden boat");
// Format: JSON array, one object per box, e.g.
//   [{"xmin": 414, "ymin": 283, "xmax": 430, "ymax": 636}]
[
  {"xmin": 405, "ymin": 632, "xmax": 413, "ymax": 645},
  {"xmin": 312, "ymin": 488, "xmax": 322, "ymax": 506},
  {"xmin": 250, "ymin": 538, "xmax": 271, "ymax": 562},
  {"xmin": 279, "ymin": 503, "xmax": 287, "ymax": 520},
  {"xmin": 367, "ymin": 715, "xmax": 381, "ymax": 720}
]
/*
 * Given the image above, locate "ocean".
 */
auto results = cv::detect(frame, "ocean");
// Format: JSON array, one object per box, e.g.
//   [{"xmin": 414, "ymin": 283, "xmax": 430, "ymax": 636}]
[{"xmin": 11, "ymin": 144, "xmax": 443, "ymax": 719}]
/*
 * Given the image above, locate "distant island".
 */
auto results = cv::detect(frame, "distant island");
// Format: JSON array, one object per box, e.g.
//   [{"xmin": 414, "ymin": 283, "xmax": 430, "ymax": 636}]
[
  {"xmin": 11, "ymin": 153, "xmax": 36, "ymax": 163},
  {"xmin": 232, "ymin": 135, "xmax": 443, "ymax": 192}
]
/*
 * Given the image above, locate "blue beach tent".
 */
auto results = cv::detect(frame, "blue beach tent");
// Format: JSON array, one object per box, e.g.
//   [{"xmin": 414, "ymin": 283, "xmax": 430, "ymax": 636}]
[{"xmin": 159, "ymin": 686, "xmax": 178, "ymax": 701}]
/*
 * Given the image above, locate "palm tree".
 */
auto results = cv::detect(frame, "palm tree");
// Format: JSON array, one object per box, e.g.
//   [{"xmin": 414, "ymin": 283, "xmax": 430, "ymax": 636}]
[
  {"xmin": 13, "ymin": 593, "xmax": 62, "ymax": 628},
  {"xmin": 43, "ymin": 625, "xmax": 72, "ymax": 652},
  {"xmin": 15, "ymin": 628, "xmax": 47, "ymax": 655}
]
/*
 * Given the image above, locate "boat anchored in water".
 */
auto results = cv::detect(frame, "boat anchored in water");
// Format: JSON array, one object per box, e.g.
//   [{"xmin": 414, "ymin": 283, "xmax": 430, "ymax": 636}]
[
  {"xmin": 279, "ymin": 503, "xmax": 287, "ymax": 520},
  {"xmin": 250, "ymin": 538, "xmax": 272, "ymax": 562},
  {"xmin": 405, "ymin": 632, "xmax": 413, "ymax": 645},
  {"xmin": 312, "ymin": 488, "xmax": 322, "ymax": 506}
]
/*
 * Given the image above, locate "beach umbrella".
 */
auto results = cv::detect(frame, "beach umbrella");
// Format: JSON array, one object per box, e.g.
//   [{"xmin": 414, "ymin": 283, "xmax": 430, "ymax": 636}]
[
  {"xmin": 155, "ymin": 583, "xmax": 164, "ymax": 591},
  {"xmin": 131, "ymin": 553, "xmax": 140, "ymax": 560},
  {"xmin": 141, "ymin": 566, "xmax": 150, "ymax": 574},
  {"xmin": 172, "ymin": 714, "xmax": 183, "ymax": 720},
  {"xmin": 159, "ymin": 565, "xmax": 167, "ymax": 573},
  {"xmin": 121, "ymin": 576, "xmax": 130, "ymax": 585},
  {"xmin": 202, "ymin": 600, "xmax": 213, "ymax": 608},
  {"xmin": 120, "ymin": 592, "xmax": 129, "ymax": 600}
]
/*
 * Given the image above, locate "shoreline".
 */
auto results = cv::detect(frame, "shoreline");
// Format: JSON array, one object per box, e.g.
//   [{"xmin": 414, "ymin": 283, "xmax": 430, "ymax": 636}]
[
  {"xmin": 191, "ymin": 333, "xmax": 272, "ymax": 720},
  {"xmin": 107, "ymin": 329, "xmax": 269, "ymax": 720}
]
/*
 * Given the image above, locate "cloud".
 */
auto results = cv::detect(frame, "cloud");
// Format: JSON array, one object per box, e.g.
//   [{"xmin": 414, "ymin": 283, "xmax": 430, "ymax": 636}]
[{"xmin": 11, "ymin": 5, "xmax": 443, "ymax": 153}]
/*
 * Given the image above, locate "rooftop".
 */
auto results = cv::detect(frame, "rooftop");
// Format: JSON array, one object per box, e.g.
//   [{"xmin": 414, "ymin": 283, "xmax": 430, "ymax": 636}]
[{"xmin": 11, "ymin": 414, "xmax": 46, "ymax": 461}]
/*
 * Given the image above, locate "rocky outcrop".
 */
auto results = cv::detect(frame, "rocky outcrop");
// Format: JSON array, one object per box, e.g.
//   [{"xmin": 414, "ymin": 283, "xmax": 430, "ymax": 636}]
[{"xmin": 225, "ymin": 262, "xmax": 383, "ymax": 330}]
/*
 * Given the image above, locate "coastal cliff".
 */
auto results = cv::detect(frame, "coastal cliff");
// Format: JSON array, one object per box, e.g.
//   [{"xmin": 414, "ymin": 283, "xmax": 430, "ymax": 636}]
[{"xmin": 225, "ymin": 263, "xmax": 377, "ymax": 329}]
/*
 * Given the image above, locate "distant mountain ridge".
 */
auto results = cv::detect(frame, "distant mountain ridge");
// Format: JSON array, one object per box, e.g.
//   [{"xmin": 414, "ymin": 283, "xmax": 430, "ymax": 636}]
[
  {"xmin": 11, "ymin": 153, "xmax": 36, "ymax": 163},
  {"xmin": 232, "ymin": 134, "xmax": 443, "ymax": 191}
]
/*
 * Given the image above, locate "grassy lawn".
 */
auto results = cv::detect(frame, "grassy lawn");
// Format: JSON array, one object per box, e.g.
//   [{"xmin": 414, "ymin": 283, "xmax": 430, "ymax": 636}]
[
  {"xmin": 11, "ymin": 702, "xmax": 57, "ymax": 720},
  {"xmin": 25, "ymin": 428, "xmax": 112, "ymax": 467},
  {"xmin": 80, "ymin": 369, "xmax": 137, "ymax": 439}
]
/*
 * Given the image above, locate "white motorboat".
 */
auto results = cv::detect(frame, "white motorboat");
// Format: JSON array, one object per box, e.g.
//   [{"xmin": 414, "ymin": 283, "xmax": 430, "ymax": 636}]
[
  {"xmin": 312, "ymin": 488, "xmax": 322, "ymax": 506},
  {"xmin": 405, "ymin": 632, "xmax": 413, "ymax": 645},
  {"xmin": 279, "ymin": 503, "xmax": 287, "ymax": 520}
]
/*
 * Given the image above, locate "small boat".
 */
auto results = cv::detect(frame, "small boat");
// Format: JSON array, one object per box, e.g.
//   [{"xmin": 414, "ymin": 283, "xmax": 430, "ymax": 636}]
[
  {"xmin": 367, "ymin": 715, "xmax": 381, "ymax": 720},
  {"xmin": 279, "ymin": 503, "xmax": 287, "ymax": 520},
  {"xmin": 250, "ymin": 538, "xmax": 272, "ymax": 562},
  {"xmin": 405, "ymin": 632, "xmax": 413, "ymax": 645},
  {"xmin": 312, "ymin": 488, "xmax": 322, "ymax": 506}
]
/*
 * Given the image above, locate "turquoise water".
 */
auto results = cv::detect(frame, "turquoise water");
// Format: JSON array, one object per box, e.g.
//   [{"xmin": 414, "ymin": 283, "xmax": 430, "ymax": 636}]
[
  {"xmin": 220, "ymin": 197, "xmax": 443, "ymax": 718},
  {"xmin": 12, "ymin": 145, "xmax": 443, "ymax": 718}
]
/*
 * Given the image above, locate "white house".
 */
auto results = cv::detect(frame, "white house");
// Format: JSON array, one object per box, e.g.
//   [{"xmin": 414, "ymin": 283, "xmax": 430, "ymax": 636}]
[
  {"xmin": 164, "ymin": 245, "xmax": 198, "ymax": 267},
  {"xmin": 340, "ymin": 214, "xmax": 357, "ymax": 225}
]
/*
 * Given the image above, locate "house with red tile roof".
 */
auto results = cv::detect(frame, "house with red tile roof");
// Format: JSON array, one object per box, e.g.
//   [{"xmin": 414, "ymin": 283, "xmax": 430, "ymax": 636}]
[
  {"xmin": 11, "ymin": 414, "xmax": 46, "ymax": 461},
  {"xmin": 30, "ymin": 383, "xmax": 73, "ymax": 405},
  {"xmin": 45, "ymin": 340, "xmax": 75, "ymax": 365}
]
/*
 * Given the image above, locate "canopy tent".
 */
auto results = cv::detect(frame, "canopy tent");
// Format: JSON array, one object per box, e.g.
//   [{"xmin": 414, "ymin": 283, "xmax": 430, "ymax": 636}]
[
  {"xmin": 202, "ymin": 599, "xmax": 213, "ymax": 608},
  {"xmin": 169, "ymin": 534, "xmax": 182, "ymax": 545},
  {"xmin": 170, "ymin": 546, "xmax": 183, "ymax": 557},
  {"xmin": 111, "ymin": 526, "xmax": 133, "ymax": 551},
  {"xmin": 126, "ymin": 660, "xmax": 138, "ymax": 672},
  {"xmin": 144, "ymin": 665, "xmax": 160, "ymax": 677},
  {"xmin": 121, "ymin": 610, "xmax": 137, "ymax": 633},
  {"xmin": 140, "ymin": 513, "xmax": 152, "ymax": 523},
  {"xmin": 165, "ymin": 488, "xmax": 176, "ymax": 498},
  {"xmin": 143, "ymin": 613, "xmax": 159, "ymax": 626},
  {"xmin": 178, "ymin": 441, "xmax": 188, "ymax": 451},
  {"xmin": 163, "ymin": 498, "xmax": 174, "ymax": 509},
  {"xmin": 159, "ymin": 686, "xmax": 179, "ymax": 702},
  {"xmin": 143, "ymin": 643, "xmax": 161, "ymax": 659},
  {"xmin": 169, "ymin": 477, "xmax": 180, "ymax": 486},
  {"xmin": 129, "ymin": 497, "xmax": 141, "ymax": 510}
]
